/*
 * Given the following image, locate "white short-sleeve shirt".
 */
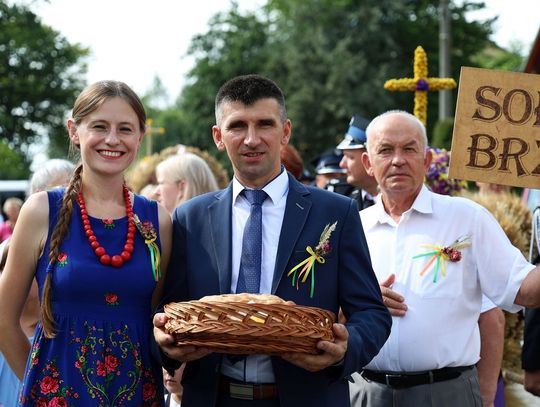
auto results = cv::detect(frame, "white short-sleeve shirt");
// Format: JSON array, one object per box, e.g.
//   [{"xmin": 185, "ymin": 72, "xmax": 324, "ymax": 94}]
[{"xmin": 361, "ymin": 186, "xmax": 534, "ymax": 372}]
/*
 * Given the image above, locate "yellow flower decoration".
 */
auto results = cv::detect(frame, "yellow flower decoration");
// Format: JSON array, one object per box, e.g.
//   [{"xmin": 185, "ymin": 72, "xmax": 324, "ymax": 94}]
[{"xmin": 384, "ymin": 46, "xmax": 456, "ymax": 126}]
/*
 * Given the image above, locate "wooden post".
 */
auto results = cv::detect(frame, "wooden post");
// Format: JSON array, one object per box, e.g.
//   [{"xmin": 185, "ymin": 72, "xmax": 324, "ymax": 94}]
[{"xmin": 145, "ymin": 118, "xmax": 165, "ymax": 156}]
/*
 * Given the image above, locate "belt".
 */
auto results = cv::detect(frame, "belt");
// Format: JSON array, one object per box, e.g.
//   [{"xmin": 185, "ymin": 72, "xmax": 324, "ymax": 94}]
[
  {"xmin": 219, "ymin": 375, "xmax": 278, "ymax": 400},
  {"xmin": 362, "ymin": 365, "xmax": 474, "ymax": 389}
]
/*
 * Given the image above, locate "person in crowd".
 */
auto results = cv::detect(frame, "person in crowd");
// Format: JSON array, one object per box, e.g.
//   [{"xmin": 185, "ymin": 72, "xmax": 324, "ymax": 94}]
[
  {"xmin": 298, "ymin": 168, "xmax": 315, "ymax": 185},
  {"xmin": 353, "ymin": 110, "xmax": 540, "ymax": 407},
  {"xmin": 522, "ymin": 192, "xmax": 540, "ymax": 397},
  {"xmin": 280, "ymin": 144, "xmax": 304, "ymax": 180},
  {"xmin": 163, "ymin": 363, "xmax": 186, "ymax": 407},
  {"xmin": 0, "ymin": 197, "xmax": 23, "ymax": 242},
  {"xmin": 0, "ymin": 80, "xmax": 172, "ymax": 405},
  {"xmin": 154, "ymin": 152, "xmax": 219, "ymax": 214},
  {"xmin": 0, "ymin": 239, "xmax": 16, "ymax": 407},
  {"xmin": 311, "ymin": 149, "xmax": 348, "ymax": 190},
  {"xmin": 0, "ymin": 158, "xmax": 75, "ymax": 407},
  {"xmin": 140, "ymin": 183, "xmax": 158, "ymax": 200},
  {"xmin": 472, "ymin": 182, "xmax": 518, "ymax": 407},
  {"xmin": 153, "ymin": 74, "xmax": 391, "ymax": 407},
  {"xmin": 336, "ymin": 114, "xmax": 378, "ymax": 210},
  {"xmin": 423, "ymin": 153, "xmax": 509, "ymax": 406},
  {"xmin": 28, "ymin": 159, "xmax": 76, "ymax": 196},
  {"xmin": 523, "ymin": 266, "xmax": 540, "ymax": 398},
  {"xmin": 343, "ymin": 144, "xmax": 507, "ymax": 407}
]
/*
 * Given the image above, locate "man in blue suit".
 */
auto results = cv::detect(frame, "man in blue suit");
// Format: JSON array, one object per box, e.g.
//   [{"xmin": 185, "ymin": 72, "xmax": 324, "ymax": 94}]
[{"xmin": 153, "ymin": 74, "xmax": 391, "ymax": 407}]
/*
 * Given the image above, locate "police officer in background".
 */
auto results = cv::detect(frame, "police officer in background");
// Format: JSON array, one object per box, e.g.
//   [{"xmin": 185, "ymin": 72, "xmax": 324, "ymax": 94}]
[
  {"xmin": 311, "ymin": 149, "xmax": 352, "ymax": 195},
  {"xmin": 336, "ymin": 115, "xmax": 378, "ymax": 210}
]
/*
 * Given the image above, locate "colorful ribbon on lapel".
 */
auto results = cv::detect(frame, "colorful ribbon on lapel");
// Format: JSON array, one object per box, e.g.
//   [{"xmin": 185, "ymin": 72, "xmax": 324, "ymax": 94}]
[
  {"xmin": 287, "ymin": 221, "xmax": 337, "ymax": 298},
  {"xmin": 287, "ymin": 246, "xmax": 325, "ymax": 298}
]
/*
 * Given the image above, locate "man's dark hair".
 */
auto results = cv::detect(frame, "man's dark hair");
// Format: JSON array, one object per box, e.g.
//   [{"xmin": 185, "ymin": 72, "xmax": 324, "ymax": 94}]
[{"xmin": 215, "ymin": 74, "xmax": 287, "ymax": 124}]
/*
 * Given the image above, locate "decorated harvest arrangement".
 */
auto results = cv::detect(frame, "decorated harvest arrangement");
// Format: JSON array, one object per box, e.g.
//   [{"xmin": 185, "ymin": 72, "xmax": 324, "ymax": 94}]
[
  {"xmin": 164, "ymin": 293, "xmax": 336, "ymax": 355},
  {"xmin": 384, "ymin": 46, "xmax": 456, "ymax": 126}
]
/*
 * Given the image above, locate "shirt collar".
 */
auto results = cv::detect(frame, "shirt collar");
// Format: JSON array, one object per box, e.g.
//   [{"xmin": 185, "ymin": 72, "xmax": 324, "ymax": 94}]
[
  {"xmin": 232, "ymin": 167, "xmax": 289, "ymax": 205},
  {"xmin": 411, "ymin": 185, "xmax": 433, "ymax": 214},
  {"xmin": 363, "ymin": 185, "xmax": 433, "ymax": 229}
]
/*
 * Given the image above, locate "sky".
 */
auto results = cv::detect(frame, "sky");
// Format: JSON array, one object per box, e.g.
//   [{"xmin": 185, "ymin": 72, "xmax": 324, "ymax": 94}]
[
  {"xmin": 19, "ymin": 0, "xmax": 540, "ymax": 106},
  {"xmin": 28, "ymin": 0, "xmax": 265, "ymax": 105}
]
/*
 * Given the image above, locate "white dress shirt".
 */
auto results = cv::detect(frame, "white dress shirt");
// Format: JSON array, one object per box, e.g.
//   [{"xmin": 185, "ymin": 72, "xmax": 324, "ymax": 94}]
[
  {"xmin": 220, "ymin": 169, "xmax": 289, "ymax": 383},
  {"xmin": 361, "ymin": 185, "xmax": 534, "ymax": 372}
]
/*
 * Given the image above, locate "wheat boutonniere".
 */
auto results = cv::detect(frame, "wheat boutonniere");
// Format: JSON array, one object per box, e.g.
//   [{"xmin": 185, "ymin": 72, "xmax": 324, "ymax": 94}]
[{"xmin": 287, "ymin": 222, "xmax": 337, "ymax": 298}]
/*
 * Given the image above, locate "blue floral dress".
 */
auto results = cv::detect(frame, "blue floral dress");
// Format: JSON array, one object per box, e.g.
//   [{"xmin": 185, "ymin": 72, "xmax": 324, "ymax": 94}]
[{"xmin": 19, "ymin": 189, "xmax": 163, "ymax": 406}]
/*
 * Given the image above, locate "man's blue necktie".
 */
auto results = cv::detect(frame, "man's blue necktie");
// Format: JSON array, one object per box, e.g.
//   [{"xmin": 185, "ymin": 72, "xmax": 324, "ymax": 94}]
[{"xmin": 236, "ymin": 189, "xmax": 267, "ymax": 293}]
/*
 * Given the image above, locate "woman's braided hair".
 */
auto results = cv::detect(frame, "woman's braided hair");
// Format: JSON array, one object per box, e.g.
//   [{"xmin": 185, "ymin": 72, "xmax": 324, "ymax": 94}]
[
  {"xmin": 41, "ymin": 81, "xmax": 146, "ymax": 338},
  {"xmin": 41, "ymin": 164, "xmax": 82, "ymax": 337}
]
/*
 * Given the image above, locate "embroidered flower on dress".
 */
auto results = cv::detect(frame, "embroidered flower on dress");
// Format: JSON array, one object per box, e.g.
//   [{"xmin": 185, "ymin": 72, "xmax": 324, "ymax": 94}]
[
  {"xmin": 102, "ymin": 218, "xmax": 115, "ymax": 229},
  {"xmin": 143, "ymin": 382, "xmax": 157, "ymax": 402},
  {"xmin": 68, "ymin": 322, "xmax": 159, "ymax": 405},
  {"xmin": 57, "ymin": 252, "xmax": 68, "ymax": 267},
  {"xmin": 104, "ymin": 293, "xmax": 119, "ymax": 306},
  {"xmin": 26, "ymin": 358, "xmax": 79, "ymax": 405},
  {"xmin": 48, "ymin": 396, "xmax": 68, "ymax": 407}
]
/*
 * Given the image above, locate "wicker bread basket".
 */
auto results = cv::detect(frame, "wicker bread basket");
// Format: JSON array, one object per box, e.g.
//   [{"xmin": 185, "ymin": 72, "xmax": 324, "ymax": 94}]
[{"xmin": 164, "ymin": 294, "xmax": 336, "ymax": 355}]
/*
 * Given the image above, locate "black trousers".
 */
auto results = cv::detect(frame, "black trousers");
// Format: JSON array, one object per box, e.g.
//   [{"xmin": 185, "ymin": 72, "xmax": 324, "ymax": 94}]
[{"xmin": 216, "ymin": 393, "xmax": 280, "ymax": 407}]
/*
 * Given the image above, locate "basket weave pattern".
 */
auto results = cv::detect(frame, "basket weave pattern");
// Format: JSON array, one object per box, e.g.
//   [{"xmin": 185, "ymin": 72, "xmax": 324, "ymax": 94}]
[{"xmin": 164, "ymin": 301, "xmax": 336, "ymax": 355}]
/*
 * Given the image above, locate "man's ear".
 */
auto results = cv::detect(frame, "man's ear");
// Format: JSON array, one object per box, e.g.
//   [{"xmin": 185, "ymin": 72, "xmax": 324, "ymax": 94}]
[
  {"xmin": 212, "ymin": 125, "xmax": 225, "ymax": 151},
  {"xmin": 67, "ymin": 119, "xmax": 79, "ymax": 146},
  {"xmin": 281, "ymin": 119, "xmax": 292, "ymax": 146},
  {"xmin": 362, "ymin": 151, "xmax": 374, "ymax": 176},
  {"xmin": 423, "ymin": 148, "xmax": 433, "ymax": 172}
]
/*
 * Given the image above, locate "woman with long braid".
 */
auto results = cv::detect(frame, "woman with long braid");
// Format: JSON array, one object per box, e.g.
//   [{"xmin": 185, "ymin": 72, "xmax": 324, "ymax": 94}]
[{"xmin": 0, "ymin": 80, "xmax": 172, "ymax": 405}]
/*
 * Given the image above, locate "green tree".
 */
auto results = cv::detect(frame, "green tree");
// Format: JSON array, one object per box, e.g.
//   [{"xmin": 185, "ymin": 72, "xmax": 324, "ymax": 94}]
[
  {"xmin": 266, "ymin": 0, "xmax": 495, "ymax": 160},
  {"xmin": 142, "ymin": 76, "xmax": 170, "ymax": 110},
  {"xmin": 176, "ymin": 0, "xmax": 497, "ymax": 164},
  {"xmin": 0, "ymin": 141, "xmax": 30, "ymax": 179},
  {"xmin": 154, "ymin": 109, "xmax": 187, "ymax": 151},
  {"xmin": 472, "ymin": 41, "xmax": 526, "ymax": 72},
  {"xmin": 0, "ymin": 0, "xmax": 88, "ymax": 165},
  {"xmin": 432, "ymin": 118, "xmax": 454, "ymax": 150},
  {"xmin": 177, "ymin": 3, "xmax": 275, "ymax": 166}
]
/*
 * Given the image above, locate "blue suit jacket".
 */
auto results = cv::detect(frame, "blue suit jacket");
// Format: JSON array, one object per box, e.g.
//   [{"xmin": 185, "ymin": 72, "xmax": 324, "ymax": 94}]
[{"xmin": 161, "ymin": 173, "xmax": 391, "ymax": 407}]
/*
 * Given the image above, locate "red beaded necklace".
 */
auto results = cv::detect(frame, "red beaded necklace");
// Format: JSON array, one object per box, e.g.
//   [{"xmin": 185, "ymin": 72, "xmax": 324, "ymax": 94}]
[{"xmin": 77, "ymin": 184, "xmax": 135, "ymax": 268}]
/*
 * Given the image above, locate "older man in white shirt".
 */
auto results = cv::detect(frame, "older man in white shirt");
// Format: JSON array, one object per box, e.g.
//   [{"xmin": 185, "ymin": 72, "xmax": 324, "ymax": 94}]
[{"xmin": 352, "ymin": 110, "xmax": 540, "ymax": 407}]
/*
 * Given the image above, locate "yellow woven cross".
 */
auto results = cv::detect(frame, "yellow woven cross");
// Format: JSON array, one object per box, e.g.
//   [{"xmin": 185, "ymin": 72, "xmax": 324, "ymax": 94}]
[{"xmin": 384, "ymin": 46, "xmax": 456, "ymax": 126}]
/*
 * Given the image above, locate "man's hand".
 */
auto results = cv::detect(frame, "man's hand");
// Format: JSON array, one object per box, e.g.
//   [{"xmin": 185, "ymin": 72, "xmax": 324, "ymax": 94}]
[
  {"xmin": 524, "ymin": 369, "xmax": 540, "ymax": 396},
  {"xmin": 281, "ymin": 323, "xmax": 348, "ymax": 372},
  {"xmin": 380, "ymin": 274, "xmax": 407, "ymax": 317},
  {"xmin": 153, "ymin": 313, "xmax": 211, "ymax": 362}
]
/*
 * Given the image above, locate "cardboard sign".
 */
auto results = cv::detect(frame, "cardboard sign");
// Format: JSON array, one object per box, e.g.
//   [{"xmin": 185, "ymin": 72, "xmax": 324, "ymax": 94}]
[{"xmin": 449, "ymin": 67, "xmax": 540, "ymax": 188}]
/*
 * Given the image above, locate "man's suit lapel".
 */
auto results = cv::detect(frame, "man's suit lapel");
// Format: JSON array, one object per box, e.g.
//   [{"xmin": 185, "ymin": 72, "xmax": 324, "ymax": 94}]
[
  {"xmin": 272, "ymin": 175, "xmax": 311, "ymax": 293},
  {"xmin": 208, "ymin": 185, "xmax": 233, "ymax": 294}
]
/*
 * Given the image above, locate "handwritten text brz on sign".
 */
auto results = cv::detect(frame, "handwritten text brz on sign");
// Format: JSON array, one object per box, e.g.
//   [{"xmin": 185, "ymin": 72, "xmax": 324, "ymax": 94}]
[{"xmin": 449, "ymin": 67, "xmax": 540, "ymax": 189}]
